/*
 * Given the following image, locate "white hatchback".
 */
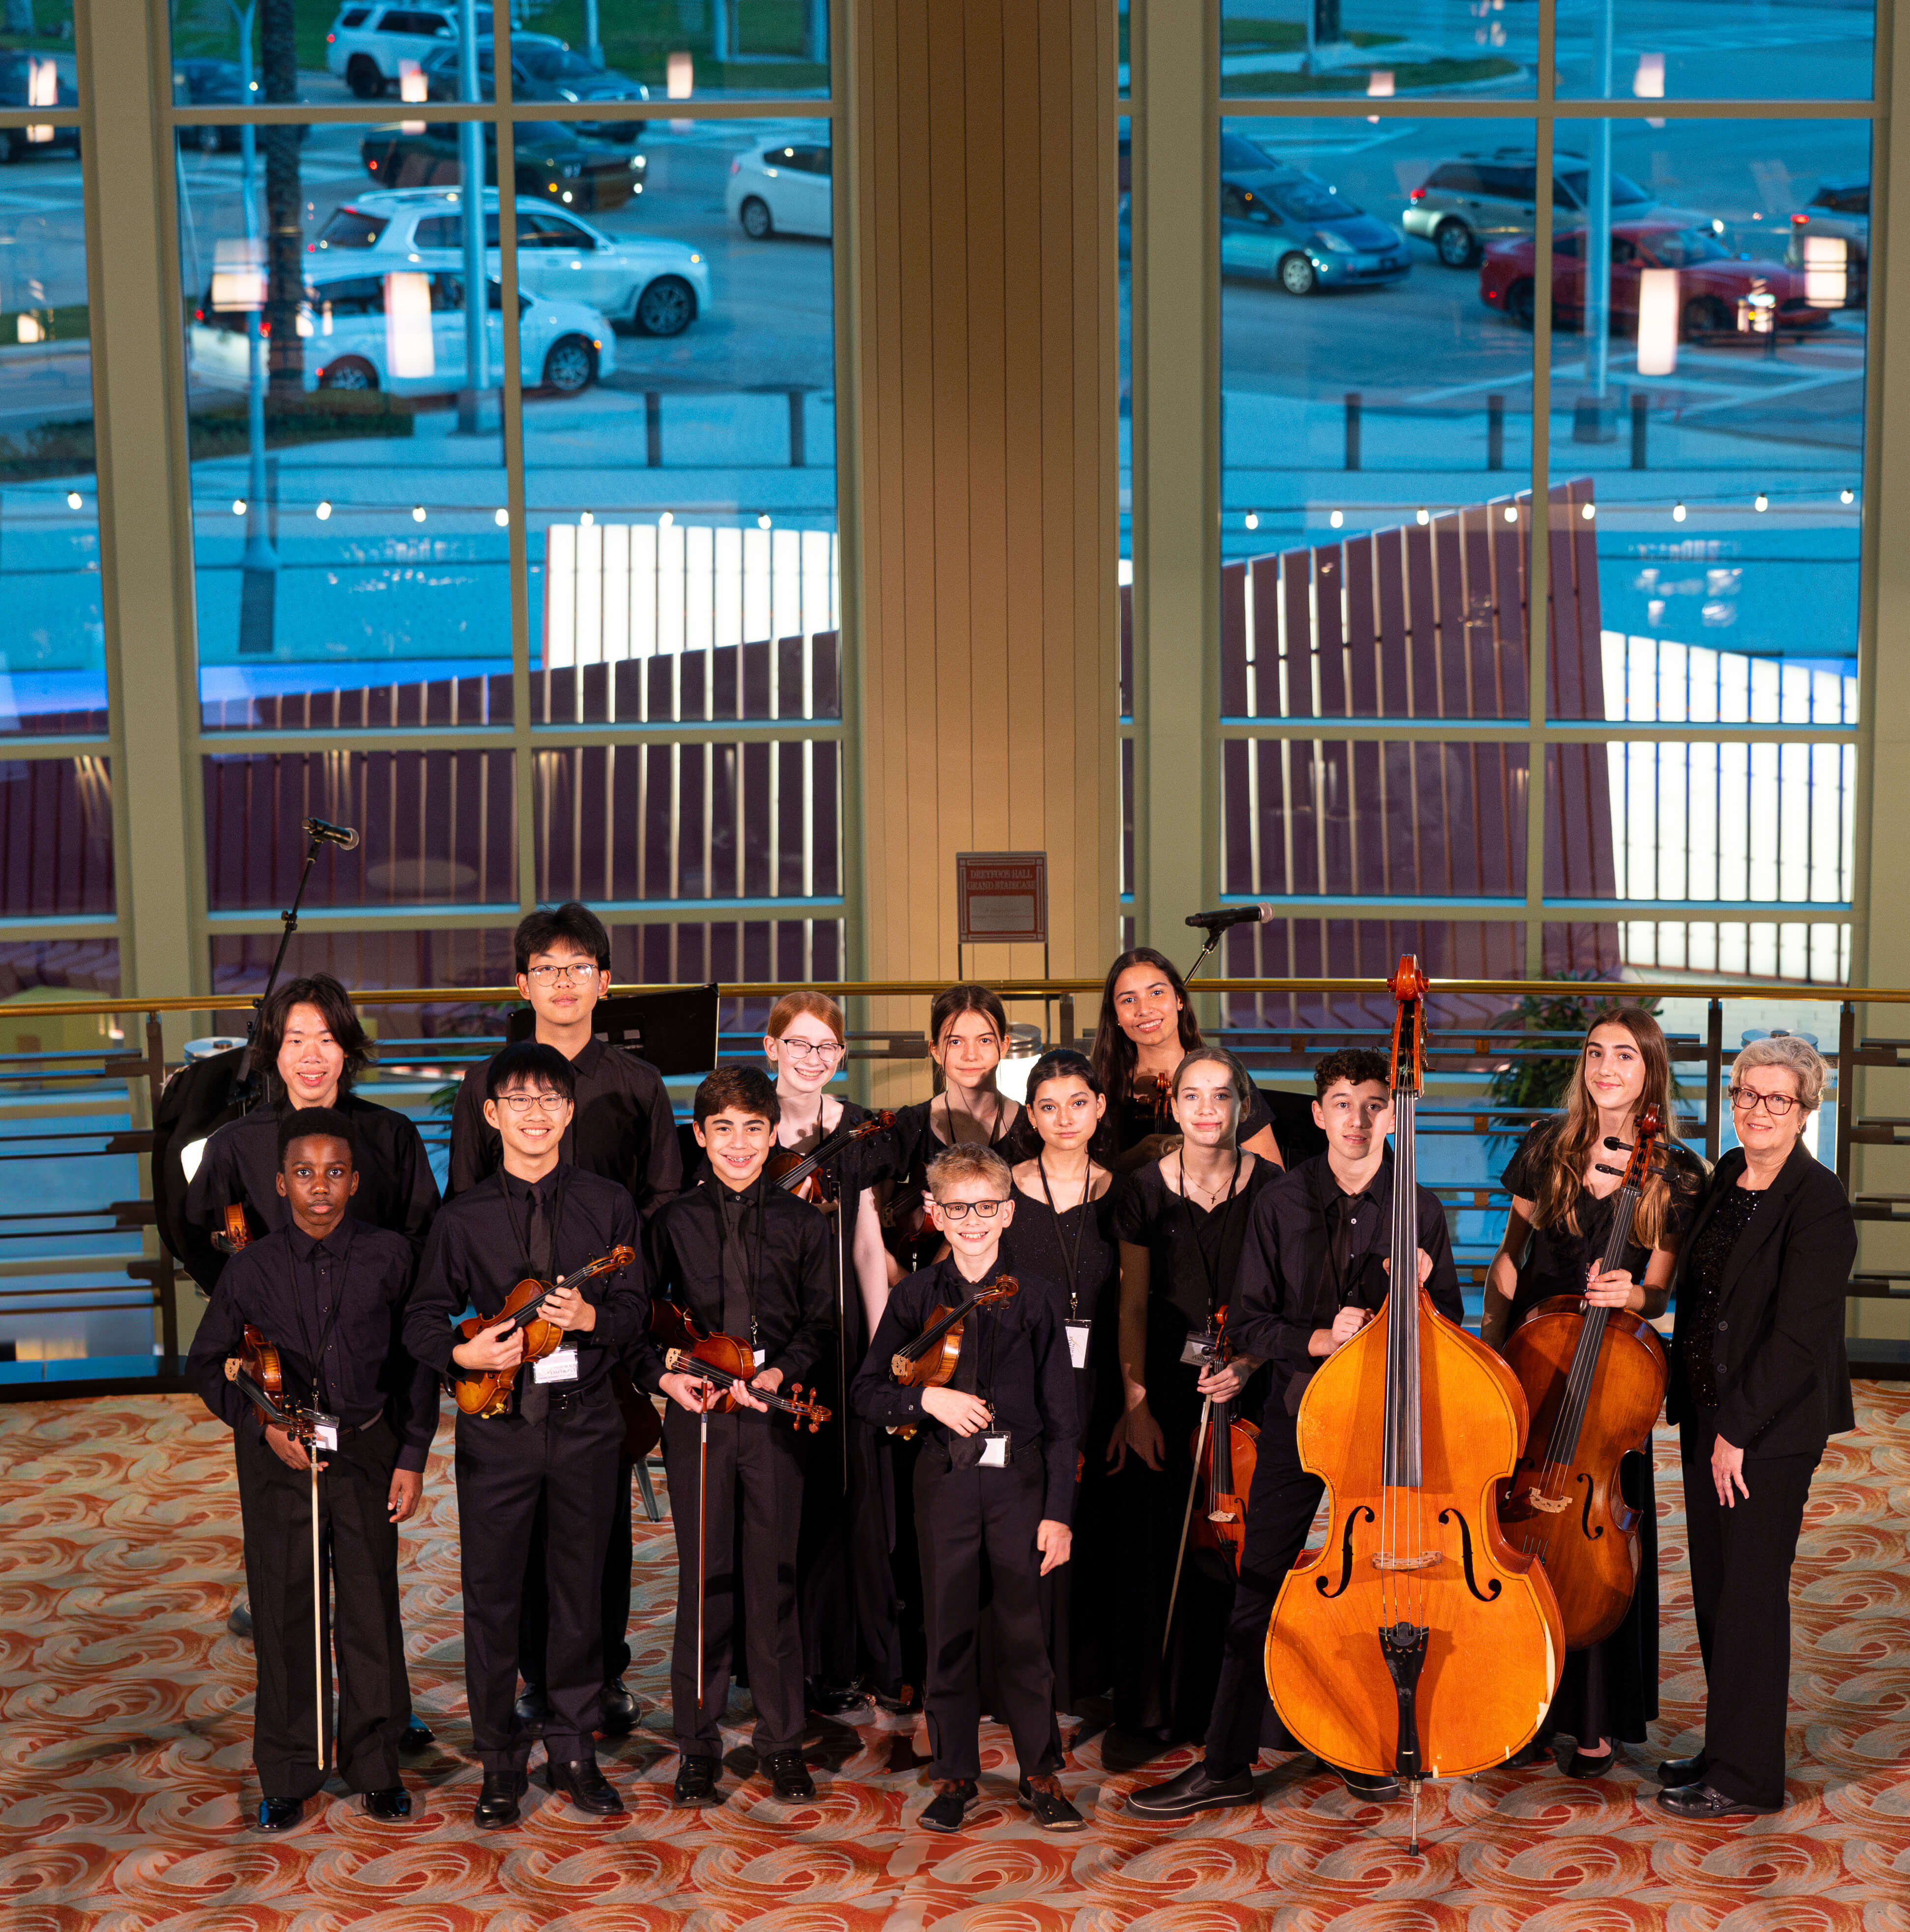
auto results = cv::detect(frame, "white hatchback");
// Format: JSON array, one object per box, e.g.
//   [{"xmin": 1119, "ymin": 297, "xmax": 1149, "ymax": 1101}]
[
  {"xmin": 309, "ymin": 188, "xmax": 711, "ymax": 337},
  {"xmin": 725, "ymin": 140, "xmax": 832, "ymax": 241}
]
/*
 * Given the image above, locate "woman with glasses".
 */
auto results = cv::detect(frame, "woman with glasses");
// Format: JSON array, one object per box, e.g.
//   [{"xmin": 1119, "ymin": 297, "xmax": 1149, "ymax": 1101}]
[
  {"xmin": 1656, "ymin": 1034, "xmax": 1855, "ymax": 1822},
  {"xmin": 763, "ymin": 990, "xmax": 904, "ymax": 1719},
  {"xmin": 1481, "ymin": 1007, "xmax": 1704, "ymax": 1778},
  {"xmin": 1106, "ymin": 1046, "xmax": 1279, "ymax": 1740}
]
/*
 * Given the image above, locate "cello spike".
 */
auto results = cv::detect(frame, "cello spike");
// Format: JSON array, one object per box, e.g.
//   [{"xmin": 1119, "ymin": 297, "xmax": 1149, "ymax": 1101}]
[{"xmin": 1407, "ymin": 1777, "xmax": 1422, "ymax": 1857}]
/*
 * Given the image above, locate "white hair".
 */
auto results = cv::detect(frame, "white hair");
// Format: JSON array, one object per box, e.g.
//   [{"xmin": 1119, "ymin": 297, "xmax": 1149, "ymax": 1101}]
[{"xmin": 1730, "ymin": 1035, "xmax": 1826, "ymax": 1114}]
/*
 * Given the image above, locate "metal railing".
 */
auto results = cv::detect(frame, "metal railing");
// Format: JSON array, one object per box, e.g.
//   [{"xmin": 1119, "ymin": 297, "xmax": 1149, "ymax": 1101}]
[{"xmin": 2, "ymin": 976, "xmax": 1906, "ymax": 1394}]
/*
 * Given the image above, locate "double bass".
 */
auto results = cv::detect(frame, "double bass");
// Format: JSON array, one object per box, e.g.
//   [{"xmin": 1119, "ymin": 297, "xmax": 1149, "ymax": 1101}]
[
  {"xmin": 1499, "ymin": 1104, "xmax": 1672, "ymax": 1649},
  {"xmin": 1264, "ymin": 957, "xmax": 1562, "ymax": 1850}
]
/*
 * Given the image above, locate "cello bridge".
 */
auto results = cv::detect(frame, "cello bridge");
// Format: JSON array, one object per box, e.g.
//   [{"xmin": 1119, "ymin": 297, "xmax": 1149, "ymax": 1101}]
[
  {"xmin": 1370, "ymin": 1551, "xmax": 1442, "ymax": 1571},
  {"xmin": 1524, "ymin": 1488, "xmax": 1571, "ymax": 1514}
]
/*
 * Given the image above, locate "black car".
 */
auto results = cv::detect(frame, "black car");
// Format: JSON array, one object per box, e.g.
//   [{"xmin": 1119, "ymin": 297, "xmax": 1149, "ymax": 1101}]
[
  {"xmin": 0, "ymin": 51, "xmax": 79, "ymax": 162},
  {"xmin": 171, "ymin": 61, "xmax": 312, "ymax": 153},
  {"xmin": 361, "ymin": 119, "xmax": 643, "ymax": 214},
  {"xmin": 423, "ymin": 35, "xmax": 650, "ymax": 145}
]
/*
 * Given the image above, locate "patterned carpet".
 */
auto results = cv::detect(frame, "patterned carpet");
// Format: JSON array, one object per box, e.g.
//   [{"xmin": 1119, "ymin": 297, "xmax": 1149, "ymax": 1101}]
[{"xmin": 3, "ymin": 1386, "xmax": 1908, "ymax": 1931}]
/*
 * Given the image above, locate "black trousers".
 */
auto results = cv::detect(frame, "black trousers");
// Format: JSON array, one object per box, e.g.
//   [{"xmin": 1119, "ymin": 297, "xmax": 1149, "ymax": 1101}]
[
  {"xmin": 915, "ymin": 1443, "xmax": 1062, "ymax": 1782},
  {"xmin": 1203, "ymin": 1412, "xmax": 1317, "ymax": 1778},
  {"xmin": 519, "ymin": 1448, "xmax": 634, "ymax": 1691},
  {"xmin": 1680, "ymin": 1412, "xmax": 1820, "ymax": 1808},
  {"xmin": 236, "ymin": 1413, "xmax": 409, "ymax": 1802},
  {"xmin": 453, "ymin": 1380, "xmax": 622, "ymax": 1773},
  {"xmin": 798, "ymin": 1415, "xmax": 902, "ymax": 1691},
  {"xmin": 662, "ymin": 1402, "xmax": 808, "ymax": 1759}
]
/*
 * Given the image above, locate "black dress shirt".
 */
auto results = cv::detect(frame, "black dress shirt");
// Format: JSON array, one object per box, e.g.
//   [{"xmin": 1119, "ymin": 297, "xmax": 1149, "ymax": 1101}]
[
  {"xmin": 852, "ymin": 1255, "xmax": 1080, "ymax": 1522},
  {"xmin": 186, "ymin": 1215, "xmax": 439, "ymax": 1472},
  {"xmin": 632, "ymin": 1173, "xmax": 836, "ymax": 1397},
  {"xmin": 1229, "ymin": 1148, "xmax": 1465, "ymax": 1416},
  {"xmin": 404, "ymin": 1166, "xmax": 646, "ymax": 1398},
  {"xmin": 185, "ymin": 1094, "xmax": 441, "ymax": 1273},
  {"xmin": 447, "ymin": 1034, "xmax": 684, "ymax": 1217},
  {"xmin": 999, "ymin": 1175, "xmax": 1123, "ymax": 1436}
]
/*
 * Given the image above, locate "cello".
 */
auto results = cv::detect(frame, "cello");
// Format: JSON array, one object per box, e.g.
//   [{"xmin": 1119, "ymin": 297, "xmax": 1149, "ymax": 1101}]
[
  {"xmin": 1498, "ymin": 1104, "xmax": 1672, "ymax": 1649},
  {"xmin": 1264, "ymin": 956, "xmax": 1562, "ymax": 1851}
]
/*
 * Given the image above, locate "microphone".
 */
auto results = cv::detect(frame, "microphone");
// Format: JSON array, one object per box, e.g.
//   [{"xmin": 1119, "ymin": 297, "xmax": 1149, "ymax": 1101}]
[
  {"xmin": 1184, "ymin": 904, "xmax": 1278, "ymax": 931},
  {"xmin": 302, "ymin": 816, "xmax": 361, "ymax": 851}
]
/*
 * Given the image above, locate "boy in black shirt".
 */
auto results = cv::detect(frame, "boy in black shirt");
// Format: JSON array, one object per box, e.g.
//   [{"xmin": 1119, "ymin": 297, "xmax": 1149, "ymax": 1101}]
[
  {"xmin": 852, "ymin": 1144, "xmax": 1084, "ymax": 1835},
  {"xmin": 631, "ymin": 1065, "xmax": 836, "ymax": 1808},
  {"xmin": 405, "ymin": 1042, "xmax": 644, "ymax": 1828},
  {"xmin": 186, "ymin": 1109, "xmax": 436, "ymax": 1831}
]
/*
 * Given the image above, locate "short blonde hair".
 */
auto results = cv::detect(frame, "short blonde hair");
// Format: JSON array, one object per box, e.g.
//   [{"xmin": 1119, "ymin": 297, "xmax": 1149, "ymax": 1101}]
[
  {"xmin": 1731, "ymin": 1034, "xmax": 1826, "ymax": 1113},
  {"xmin": 927, "ymin": 1144, "xmax": 1012, "ymax": 1196}
]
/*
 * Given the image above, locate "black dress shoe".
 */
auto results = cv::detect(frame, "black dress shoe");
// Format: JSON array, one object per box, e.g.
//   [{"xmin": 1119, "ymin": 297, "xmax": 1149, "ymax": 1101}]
[
  {"xmin": 1565, "ymin": 1746, "xmax": 1614, "ymax": 1780},
  {"xmin": 1503, "ymin": 1737, "xmax": 1552, "ymax": 1771},
  {"xmin": 473, "ymin": 1767, "xmax": 527, "ymax": 1829},
  {"xmin": 546, "ymin": 1757, "xmax": 626, "ymax": 1816},
  {"xmin": 1658, "ymin": 1752, "xmax": 1709, "ymax": 1789},
  {"xmin": 255, "ymin": 1795, "xmax": 302, "ymax": 1832},
  {"xmin": 513, "ymin": 1684, "xmax": 552, "ymax": 1733},
  {"xmin": 919, "ymin": 1778, "xmax": 977, "ymax": 1833},
  {"xmin": 674, "ymin": 1755, "xmax": 720, "ymax": 1806},
  {"xmin": 1018, "ymin": 1774, "xmax": 1086, "ymax": 1831},
  {"xmin": 1658, "ymin": 1782, "xmax": 1782, "ymax": 1820},
  {"xmin": 807, "ymin": 1679, "xmax": 873, "ymax": 1720},
  {"xmin": 872, "ymin": 1682, "xmax": 920, "ymax": 1716},
  {"xmin": 1125, "ymin": 1761, "xmax": 1257, "ymax": 1818},
  {"xmin": 765, "ymin": 1751, "xmax": 816, "ymax": 1802},
  {"xmin": 1334, "ymin": 1766, "xmax": 1403, "ymax": 1803},
  {"xmin": 599, "ymin": 1679, "xmax": 638, "ymax": 1736},
  {"xmin": 360, "ymin": 1786, "xmax": 412, "ymax": 1820},
  {"xmin": 398, "ymin": 1719, "xmax": 434, "ymax": 1755}
]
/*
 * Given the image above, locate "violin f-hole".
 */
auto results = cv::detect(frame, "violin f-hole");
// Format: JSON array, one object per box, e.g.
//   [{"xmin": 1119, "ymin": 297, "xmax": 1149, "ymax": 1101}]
[
  {"xmin": 1577, "ymin": 1471, "xmax": 1603, "ymax": 1541},
  {"xmin": 1316, "ymin": 1504, "xmax": 1374, "ymax": 1599},
  {"xmin": 1437, "ymin": 1506, "xmax": 1502, "ymax": 1604}
]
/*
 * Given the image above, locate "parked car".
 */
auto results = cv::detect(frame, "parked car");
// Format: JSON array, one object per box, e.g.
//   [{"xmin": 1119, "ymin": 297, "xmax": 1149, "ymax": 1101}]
[
  {"xmin": 726, "ymin": 141, "xmax": 832, "ymax": 239},
  {"xmin": 192, "ymin": 261, "xmax": 615, "ymax": 396},
  {"xmin": 172, "ymin": 60, "xmax": 313, "ymax": 152},
  {"xmin": 422, "ymin": 35, "xmax": 650, "ymax": 144},
  {"xmin": 1479, "ymin": 221, "xmax": 1834, "ymax": 340},
  {"xmin": 1785, "ymin": 178, "xmax": 1868, "ymax": 309},
  {"xmin": 361, "ymin": 120, "xmax": 644, "ymax": 214},
  {"xmin": 1404, "ymin": 149, "xmax": 1660, "ymax": 267},
  {"xmin": 308, "ymin": 187, "xmax": 708, "ymax": 336},
  {"xmin": 0, "ymin": 51, "xmax": 80, "ymax": 161},
  {"xmin": 325, "ymin": 4, "xmax": 458, "ymax": 100},
  {"xmin": 1221, "ymin": 166, "xmax": 1407, "ymax": 293}
]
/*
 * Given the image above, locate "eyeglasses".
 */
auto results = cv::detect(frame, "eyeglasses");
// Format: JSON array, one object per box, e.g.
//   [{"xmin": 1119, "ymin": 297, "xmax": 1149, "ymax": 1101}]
[
  {"xmin": 934, "ymin": 1198, "xmax": 1010, "ymax": 1221},
  {"xmin": 777, "ymin": 1039, "xmax": 843, "ymax": 1064},
  {"xmin": 526, "ymin": 962, "xmax": 599, "ymax": 985},
  {"xmin": 498, "ymin": 1092, "xmax": 567, "ymax": 1115},
  {"xmin": 1729, "ymin": 1085, "xmax": 1799, "ymax": 1118}
]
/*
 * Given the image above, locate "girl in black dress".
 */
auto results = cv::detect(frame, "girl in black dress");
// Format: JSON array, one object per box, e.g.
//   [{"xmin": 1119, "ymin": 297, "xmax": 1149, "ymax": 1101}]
[
  {"xmin": 1088, "ymin": 948, "xmax": 1283, "ymax": 1168},
  {"xmin": 1482, "ymin": 1006, "xmax": 1704, "ymax": 1776},
  {"xmin": 1108, "ymin": 1046, "xmax": 1279, "ymax": 1739},
  {"xmin": 997, "ymin": 1049, "xmax": 1122, "ymax": 1713}
]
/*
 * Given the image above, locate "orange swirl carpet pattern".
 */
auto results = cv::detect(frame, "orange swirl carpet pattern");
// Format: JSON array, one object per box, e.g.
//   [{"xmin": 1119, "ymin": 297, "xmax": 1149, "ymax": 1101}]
[{"xmin": 2, "ymin": 1386, "xmax": 1907, "ymax": 1930}]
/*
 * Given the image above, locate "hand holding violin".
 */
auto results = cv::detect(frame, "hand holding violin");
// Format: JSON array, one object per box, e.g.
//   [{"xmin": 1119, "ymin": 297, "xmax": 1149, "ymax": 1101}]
[
  {"xmin": 453, "ymin": 1322, "xmax": 525, "ymax": 1374},
  {"xmin": 263, "ymin": 1421, "xmax": 311, "ymax": 1471},
  {"xmin": 542, "ymin": 1277, "xmax": 597, "ymax": 1333}
]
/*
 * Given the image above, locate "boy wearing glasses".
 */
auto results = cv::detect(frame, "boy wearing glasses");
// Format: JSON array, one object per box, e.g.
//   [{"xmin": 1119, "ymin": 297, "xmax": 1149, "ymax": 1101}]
[
  {"xmin": 447, "ymin": 901, "xmax": 682, "ymax": 1738},
  {"xmin": 629, "ymin": 1065, "xmax": 836, "ymax": 1808},
  {"xmin": 406, "ymin": 1042, "xmax": 645, "ymax": 1827},
  {"xmin": 850, "ymin": 1144, "xmax": 1084, "ymax": 1835}
]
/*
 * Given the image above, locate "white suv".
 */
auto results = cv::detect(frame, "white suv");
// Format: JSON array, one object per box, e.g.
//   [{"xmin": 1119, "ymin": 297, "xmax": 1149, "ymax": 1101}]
[
  {"xmin": 308, "ymin": 188, "xmax": 712, "ymax": 336},
  {"xmin": 325, "ymin": 5, "xmax": 457, "ymax": 100}
]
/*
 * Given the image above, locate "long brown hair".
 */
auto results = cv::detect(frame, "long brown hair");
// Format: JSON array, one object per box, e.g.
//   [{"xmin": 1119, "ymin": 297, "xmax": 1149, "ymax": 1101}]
[
  {"xmin": 1089, "ymin": 947, "xmax": 1202, "ymax": 1096},
  {"xmin": 929, "ymin": 982, "xmax": 1009, "ymax": 1098},
  {"xmin": 1528, "ymin": 1007, "xmax": 1686, "ymax": 1250}
]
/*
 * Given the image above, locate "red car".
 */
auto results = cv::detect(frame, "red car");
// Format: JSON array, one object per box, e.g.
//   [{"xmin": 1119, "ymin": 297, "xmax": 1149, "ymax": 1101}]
[{"xmin": 1479, "ymin": 220, "xmax": 1833, "ymax": 340}]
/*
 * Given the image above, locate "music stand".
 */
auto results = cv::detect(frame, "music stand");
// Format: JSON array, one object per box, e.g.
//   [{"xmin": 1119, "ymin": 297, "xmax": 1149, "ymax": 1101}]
[{"xmin": 507, "ymin": 982, "xmax": 720, "ymax": 1078}]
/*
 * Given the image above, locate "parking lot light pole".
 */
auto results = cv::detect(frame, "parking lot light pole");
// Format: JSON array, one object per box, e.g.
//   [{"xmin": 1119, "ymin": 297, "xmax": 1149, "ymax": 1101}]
[
  {"xmin": 230, "ymin": 0, "xmax": 277, "ymax": 584},
  {"xmin": 1574, "ymin": 0, "xmax": 1617, "ymax": 442},
  {"xmin": 457, "ymin": 0, "xmax": 488, "ymax": 433}
]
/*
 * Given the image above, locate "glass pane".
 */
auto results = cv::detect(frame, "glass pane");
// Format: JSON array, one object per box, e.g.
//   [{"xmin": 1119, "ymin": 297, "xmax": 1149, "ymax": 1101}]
[
  {"xmin": 203, "ymin": 748, "xmax": 517, "ymax": 907},
  {"xmin": 0, "ymin": 79, "xmax": 98, "ymax": 735},
  {"xmin": 611, "ymin": 916, "xmax": 844, "ymax": 990},
  {"xmin": 0, "ymin": 755, "xmax": 112, "ymax": 913},
  {"xmin": 1615, "ymin": 918, "xmax": 1850, "ymax": 985},
  {"xmin": 520, "ymin": 116, "xmax": 837, "ymax": 711},
  {"xmin": 1541, "ymin": 120, "xmax": 1869, "ymax": 716},
  {"xmin": 1555, "ymin": 0, "xmax": 1874, "ymax": 102},
  {"xmin": 178, "ymin": 123, "xmax": 513, "ymax": 728},
  {"xmin": 1220, "ymin": 0, "xmax": 1533, "ymax": 100},
  {"xmin": 1118, "ymin": 112, "xmax": 1131, "ymax": 564},
  {"xmin": 1220, "ymin": 919, "xmax": 1530, "ymax": 1024},
  {"xmin": 569, "ymin": 0, "xmax": 828, "ymax": 102},
  {"xmin": 0, "ymin": 936, "xmax": 117, "ymax": 1001},
  {"xmin": 1221, "ymin": 114, "xmax": 1537, "ymax": 700},
  {"xmin": 169, "ymin": 0, "xmax": 500, "ymax": 107}
]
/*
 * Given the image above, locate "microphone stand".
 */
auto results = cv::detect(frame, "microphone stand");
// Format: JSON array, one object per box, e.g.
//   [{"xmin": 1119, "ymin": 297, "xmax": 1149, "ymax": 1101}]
[
  {"xmin": 1182, "ymin": 926, "xmax": 1226, "ymax": 985},
  {"xmin": 235, "ymin": 826, "xmax": 331, "ymax": 1110}
]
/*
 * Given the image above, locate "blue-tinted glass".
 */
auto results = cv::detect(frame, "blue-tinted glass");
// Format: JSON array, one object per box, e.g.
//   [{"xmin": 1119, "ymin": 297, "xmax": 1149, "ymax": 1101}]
[
  {"xmin": 1555, "ymin": 0, "xmax": 1873, "ymax": 102},
  {"xmin": 1220, "ymin": 0, "xmax": 1534, "ymax": 100}
]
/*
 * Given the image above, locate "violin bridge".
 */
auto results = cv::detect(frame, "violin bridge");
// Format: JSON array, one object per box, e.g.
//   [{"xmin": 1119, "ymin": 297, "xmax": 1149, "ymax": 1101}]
[
  {"xmin": 889, "ymin": 1353, "xmax": 911, "ymax": 1377},
  {"xmin": 1370, "ymin": 1551, "xmax": 1442, "ymax": 1571}
]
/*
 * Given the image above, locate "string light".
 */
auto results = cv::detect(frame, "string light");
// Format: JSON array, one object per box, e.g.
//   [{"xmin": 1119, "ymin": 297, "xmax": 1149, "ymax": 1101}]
[
  {"xmin": 1580, "ymin": 502, "xmax": 1596, "ymax": 520},
  {"xmin": 1244, "ymin": 511, "xmax": 1259, "ymax": 530},
  {"xmin": 231, "ymin": 498, "xmax": 247, "ymax": 516},
  {"xmin": 659, "ymin": 510, "xmax": 675, "ymax": 528},
  {"xmin": 1840, "ymin": 489, "xmax": 1854, "ymax": 505},
  {"xmin": 412, "ymin": 505, "xmax": 426, "ymax": 522},
  {"xmin": 1415, "ymin": 508, "xmax": 1429, "ymax": 526},
  {"xmin": 1329, "ymin": 510, "xmax": 1343, "ymax": 529},
  {"xmin": 494, "ymin": 507, "xmax": 509, "ymax": 527},
  {"xmin": 315, "ymin": 500, "xmax": 332, "ymax": 520},
  {"xmin": 1503, "ymin": 505, "xmax": 1518, "ymax": 523},
  {"xmin": 65, "ymin": 490, "xmax": 81, "ymax": 510},
  {"xmin": 579, "ymin": 510, "xmax": 594, "ymax": 527},
  {"xmin": 757, "ymin": 513, "xmax": 772, "ymax": 529},
  {"xmin": 1753, "ymin": 492, "xmax": 1769, "ymax": 513},
  {"xmin": 1672, "ymin": 501, "xmax": 1687, "ymax": 522}
]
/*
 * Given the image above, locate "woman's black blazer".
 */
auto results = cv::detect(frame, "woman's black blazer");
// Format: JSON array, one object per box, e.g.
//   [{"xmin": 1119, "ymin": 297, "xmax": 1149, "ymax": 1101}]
[{"xmin": 1667, "ymin": 1141, "xmax": 1856, "ymax": 1459}]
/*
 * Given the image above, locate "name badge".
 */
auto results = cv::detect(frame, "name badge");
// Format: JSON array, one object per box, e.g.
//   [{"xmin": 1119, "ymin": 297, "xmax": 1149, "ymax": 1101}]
[
  {"xmin": 754, "ymin": 1347, "xmax": 768, "ymax": 1370},
  {"xmin": 1180, "ymin": 1331, "xmax": 1218, "ymax": 1369},
  {"xmin": 1063, "ymin": 1320, "xmax": 1091, "ymax": 1370},
  {"xmin": 534, "ymin": 1347, "xmax": 580, "ymax": 1384},
  {"xmin": 978, "ymin": 1430, "xmax": 1011, "ymax": 1469},
  {"xmin": 311, "ymin": 1411, "xmax": 340, "ymax": 1453}
]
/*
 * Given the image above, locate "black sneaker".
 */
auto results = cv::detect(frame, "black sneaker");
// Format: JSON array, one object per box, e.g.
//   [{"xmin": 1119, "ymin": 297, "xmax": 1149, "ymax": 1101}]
[
  {"xmin": 674, "ymin": 1755, "xmax": 721, "ymax": 1807},
  {"xmin": 1125, "ymin": 1761, "xmax": 1256, "ymax": 1818},
  {"xmin": 1018, "ymin": 1774, "xmax": 1086, "ymax": 1831},
  {"xmin": 765, "ymin": 1752, "xmax": 816, "ymax": 1801},
  {"xmin": 919, "ymin": 1778, "xmax": 978, "ymax": 1833}
]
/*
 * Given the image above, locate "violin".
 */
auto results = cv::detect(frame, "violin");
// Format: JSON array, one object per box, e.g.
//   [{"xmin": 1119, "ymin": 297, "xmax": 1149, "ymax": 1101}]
[
  {"xmin": 1499, "ymin": 1103, "xmax": 1673, "ymax": 1649},
  {"xmin": 211, "ymin": 1203, "xmax": 256, "ymax": 1255},
  {"xmin": 223, "ymin": 1323, "xmax": 314, "ymax": 1443},
  {"xmin": 1189, "ymin": 1307, "xmax": 1260, "ymax": 1575},
  {"xmin": 885, "ymin": 1274, "xmax": 1020, "ymax": 1441},
  {"xmin": 765, "ymin": 1109, "xmax": 895, "ymax": 1210},
  {"xmin": 452, "ymin": 1244, "xmax": 637, "ymax": 1418},
  {"xmin": 650, "ymin": 1296, "xmax": 831, "ymax": 1430},
  {"xmin": 1264, "ymin": 957, "xmax": 1562, "ymax": 1845}
]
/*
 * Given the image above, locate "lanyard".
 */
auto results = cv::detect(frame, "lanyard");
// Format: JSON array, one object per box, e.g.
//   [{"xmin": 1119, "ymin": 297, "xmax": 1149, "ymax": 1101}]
[
  {"xmin": 1176, "ymin": 1151, "xmax": 1243, "ymax": 1322},
  {"xmin": 1036, "ymin": 1153, "xmax": 1097, "ymax": 1321}
]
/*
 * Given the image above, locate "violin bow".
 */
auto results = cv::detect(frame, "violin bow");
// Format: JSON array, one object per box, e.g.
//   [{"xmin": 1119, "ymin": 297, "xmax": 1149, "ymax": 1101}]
[
  {"xmin": 309, "ymin": 1452, "xmax": 324, "ymax": 1768},
  {"xmin": 1160, "ymin": 1397, "xmax": 1215, "ymax": 1660},
  {"xmin": 696, "ymin": 1401, "xmax": 708, "ymax": 1721}
]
